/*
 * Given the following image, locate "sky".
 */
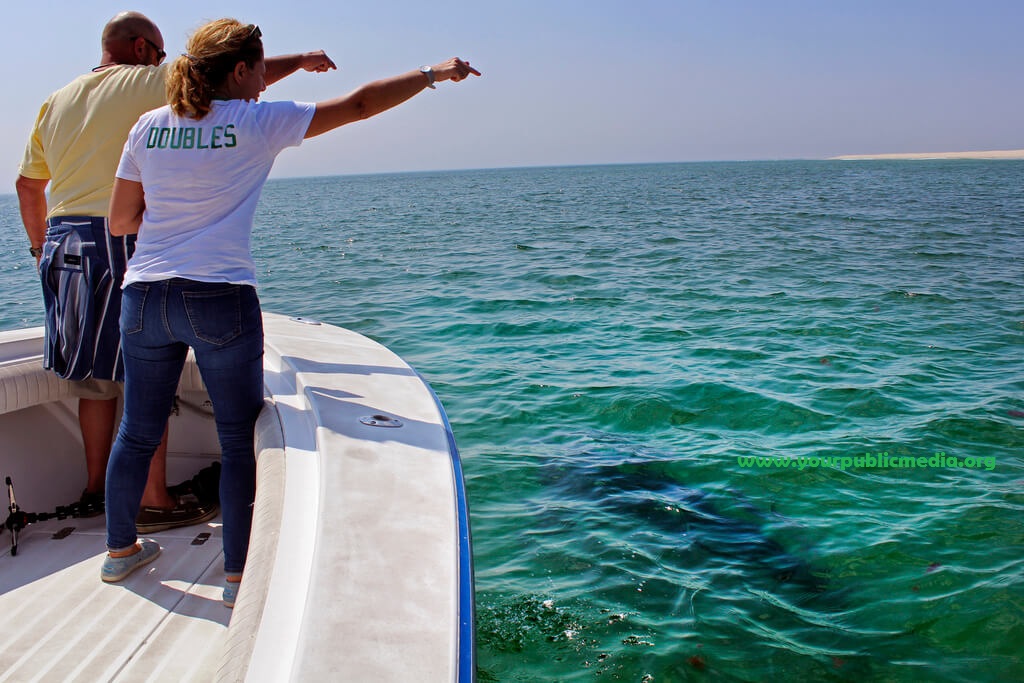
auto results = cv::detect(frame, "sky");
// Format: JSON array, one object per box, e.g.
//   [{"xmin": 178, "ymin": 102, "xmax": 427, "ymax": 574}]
[{"xmin": 3, "ymin": 0, "xmax": 1022, "ymax": 179}]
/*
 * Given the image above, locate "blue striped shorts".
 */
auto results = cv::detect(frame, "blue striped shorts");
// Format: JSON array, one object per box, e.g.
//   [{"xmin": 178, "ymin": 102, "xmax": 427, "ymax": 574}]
[{"xmin": 40, "ymin": 217, "xmax": 136, "ymax": 382}]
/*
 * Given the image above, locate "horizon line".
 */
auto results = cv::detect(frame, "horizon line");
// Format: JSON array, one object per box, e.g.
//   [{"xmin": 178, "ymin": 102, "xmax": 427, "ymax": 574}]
[{"xmin": 267, "ymin": 153, "xmax": 1024, "ymax": 180}]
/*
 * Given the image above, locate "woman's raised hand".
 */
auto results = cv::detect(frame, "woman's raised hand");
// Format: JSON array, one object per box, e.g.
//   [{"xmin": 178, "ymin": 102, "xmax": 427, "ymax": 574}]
[{"xmin": 432, "ymin": 58, "xmax": 481, "ymax": 84}]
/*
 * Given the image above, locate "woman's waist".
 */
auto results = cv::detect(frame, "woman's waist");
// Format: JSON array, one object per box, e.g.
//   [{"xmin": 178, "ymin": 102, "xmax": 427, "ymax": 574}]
[{"xmin": 124, "ymin": 269, "xmax": 257, "ymax": 289}]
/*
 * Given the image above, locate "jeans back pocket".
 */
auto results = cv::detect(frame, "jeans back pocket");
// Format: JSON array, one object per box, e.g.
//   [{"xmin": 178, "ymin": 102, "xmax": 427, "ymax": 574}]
[
  {"xmin": 121, "ymin": 283, "xmax": 150, "ymax": 335},
  {"xmin": 183, "ymin": 286, "xmax": 242, "ymax": 345}
]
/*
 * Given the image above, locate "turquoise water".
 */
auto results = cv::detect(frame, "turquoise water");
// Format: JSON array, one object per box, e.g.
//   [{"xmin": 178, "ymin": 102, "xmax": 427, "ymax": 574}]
[{"xmin": 2, "ymin": 162, "xmax": 1022, "ymax": 681}]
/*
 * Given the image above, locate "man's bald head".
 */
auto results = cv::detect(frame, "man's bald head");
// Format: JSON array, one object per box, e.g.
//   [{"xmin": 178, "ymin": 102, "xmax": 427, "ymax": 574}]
[{"xmin": 100, "ymin": 12, "xmax": 164, "ymax": 67}]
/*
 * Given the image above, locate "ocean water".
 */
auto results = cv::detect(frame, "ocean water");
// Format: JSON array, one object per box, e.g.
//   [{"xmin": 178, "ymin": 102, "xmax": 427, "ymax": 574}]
[{"xmin": 1, "ymin": 161, "xmax": 1022, "ymax": 681}]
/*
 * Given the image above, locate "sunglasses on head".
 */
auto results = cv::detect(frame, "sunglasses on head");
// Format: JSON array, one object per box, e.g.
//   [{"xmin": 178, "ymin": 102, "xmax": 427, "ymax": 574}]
[{"xmin": 131, "ymin": 35, "xmax": 166, "ymax": 62}]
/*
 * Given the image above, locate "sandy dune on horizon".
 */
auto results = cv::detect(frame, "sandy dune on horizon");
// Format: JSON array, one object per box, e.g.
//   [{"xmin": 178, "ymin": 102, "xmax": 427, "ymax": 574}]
[{"xmin": 831, "ymin": 149, "xmax": 1024, "ymax": 160}]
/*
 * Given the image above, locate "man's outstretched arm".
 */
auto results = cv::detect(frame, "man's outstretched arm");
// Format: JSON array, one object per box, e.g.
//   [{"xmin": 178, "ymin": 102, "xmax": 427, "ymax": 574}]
[{"xmin": 265, "ymin": 50, "xmax": 337, "ymax": 86}]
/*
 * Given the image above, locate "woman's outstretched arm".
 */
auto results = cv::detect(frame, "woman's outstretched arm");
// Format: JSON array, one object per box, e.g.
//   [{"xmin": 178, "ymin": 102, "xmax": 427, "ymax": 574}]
[{"xmin": 304, "ymin": 57, "xmax": 479, "ymax": 139}]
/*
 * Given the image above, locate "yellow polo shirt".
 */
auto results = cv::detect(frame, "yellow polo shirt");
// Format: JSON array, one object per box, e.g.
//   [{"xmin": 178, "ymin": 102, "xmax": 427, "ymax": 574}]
[{"xmin": 19, "ymin": 64, "xmax": 170, "ymax": 219}]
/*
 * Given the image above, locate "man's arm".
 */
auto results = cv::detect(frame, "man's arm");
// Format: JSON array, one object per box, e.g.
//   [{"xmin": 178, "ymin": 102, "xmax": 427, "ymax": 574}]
[
  {"xmin": 15, "ymin": 175, "xmax": 49, "ymax": 263},
  {"xmin": 265, "ymin": 51, "xmax": 337, "ymax": 86}
]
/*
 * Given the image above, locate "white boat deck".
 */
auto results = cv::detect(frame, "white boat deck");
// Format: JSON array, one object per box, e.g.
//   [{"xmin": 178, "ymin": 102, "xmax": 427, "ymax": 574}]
[
  {"xmin": 0, "ymin": 313, "xmax": 474, "ymax": 682},
  {"xmin": 0, "ymin": 514, "xmax": 229, "ymax": 682}
]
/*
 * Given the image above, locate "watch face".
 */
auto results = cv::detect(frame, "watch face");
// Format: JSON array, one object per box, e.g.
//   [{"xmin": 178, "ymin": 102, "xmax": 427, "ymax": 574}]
[{"xmin": 420, "ymin": 66, "xmax": 435, "ymax": 87}]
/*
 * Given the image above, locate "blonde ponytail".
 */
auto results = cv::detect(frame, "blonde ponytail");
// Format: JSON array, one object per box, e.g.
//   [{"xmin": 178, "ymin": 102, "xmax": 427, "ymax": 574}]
[{"xmin": 165, "ymin": 19, "xmax": 263, "ymax": 120}]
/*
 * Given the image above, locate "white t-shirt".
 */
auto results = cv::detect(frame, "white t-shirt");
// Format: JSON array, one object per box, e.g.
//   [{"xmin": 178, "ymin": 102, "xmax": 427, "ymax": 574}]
[{"xmin": 116, "ymin": 98, "xmax": 316, "ymax": 286}]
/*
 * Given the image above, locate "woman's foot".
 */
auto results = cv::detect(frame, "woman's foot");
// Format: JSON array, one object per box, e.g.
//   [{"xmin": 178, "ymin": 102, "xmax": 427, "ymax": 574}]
[
  {"xmin": 101, "ymin": 539, "xmax": 161, "ymax": 582},
  {"xmin": 224, "ymin": 573, "xmax": 242, "ymax": 608}
]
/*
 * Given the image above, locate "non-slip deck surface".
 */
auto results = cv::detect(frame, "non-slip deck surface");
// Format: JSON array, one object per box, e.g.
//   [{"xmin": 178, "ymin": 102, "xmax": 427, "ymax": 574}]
[{"xmin": 0, "ymin": 513, "xmax": 229, "ymax": 682}]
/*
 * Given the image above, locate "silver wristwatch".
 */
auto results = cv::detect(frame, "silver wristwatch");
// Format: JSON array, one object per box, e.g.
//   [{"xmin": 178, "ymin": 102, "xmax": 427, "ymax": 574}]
[{"xmin": 420, "ymin": 65, "xmax": 436, "ymax": 89}]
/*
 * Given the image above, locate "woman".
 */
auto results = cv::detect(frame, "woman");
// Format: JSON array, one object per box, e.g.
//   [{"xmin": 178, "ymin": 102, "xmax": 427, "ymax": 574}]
[{"xmin": 102, "ymin": 18, "xmax": 479, "ymax": 606}]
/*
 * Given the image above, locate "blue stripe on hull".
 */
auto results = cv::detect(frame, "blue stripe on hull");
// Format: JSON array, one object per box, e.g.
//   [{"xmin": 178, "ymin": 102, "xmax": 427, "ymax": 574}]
[{"xmin": 418, "ymin": 370, "xmax": 476, "ymax": 683}]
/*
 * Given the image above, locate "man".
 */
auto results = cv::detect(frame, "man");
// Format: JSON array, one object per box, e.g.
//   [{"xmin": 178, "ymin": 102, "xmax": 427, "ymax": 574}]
[{"xmin": 16, "ymin": 11, "xmax": 335, "ymax": 531}]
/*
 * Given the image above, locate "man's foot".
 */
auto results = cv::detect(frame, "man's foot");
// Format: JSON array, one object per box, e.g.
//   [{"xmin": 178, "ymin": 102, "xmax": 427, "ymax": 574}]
[
  {"xmin": 136, "ymin": 499, "xmax": 219, "ymax": 534},
  {"xmin": 101, "ymin": 540, "xmax": 161, "ymax": 582}
]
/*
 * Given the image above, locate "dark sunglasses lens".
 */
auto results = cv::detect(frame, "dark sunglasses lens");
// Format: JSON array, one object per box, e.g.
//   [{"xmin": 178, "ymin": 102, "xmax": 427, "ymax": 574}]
[{"xmin": 140, "ymin": 36, "xmax": 165, "ymax": 61}]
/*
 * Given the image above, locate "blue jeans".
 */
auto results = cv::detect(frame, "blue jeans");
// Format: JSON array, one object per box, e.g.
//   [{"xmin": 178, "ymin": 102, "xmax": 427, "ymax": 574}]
[{"xmin": 105, "ymin": 279, "xmax": 264, "ymax": 574}]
